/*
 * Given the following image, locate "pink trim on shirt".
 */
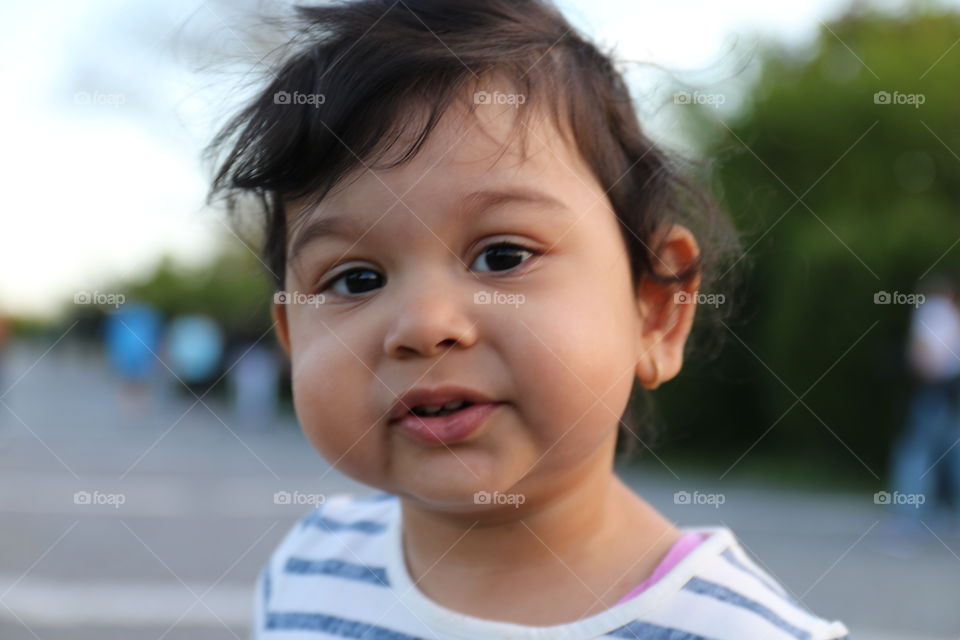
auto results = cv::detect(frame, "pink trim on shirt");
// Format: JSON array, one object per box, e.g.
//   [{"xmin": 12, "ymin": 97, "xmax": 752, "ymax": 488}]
[{"xmin": 614, "ymin": 532, "xmax": 706, "ymax": 605}]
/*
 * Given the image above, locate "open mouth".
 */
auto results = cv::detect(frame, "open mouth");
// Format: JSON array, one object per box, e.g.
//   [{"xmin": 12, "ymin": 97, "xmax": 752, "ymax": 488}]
[
  {"xmin": 392, "ymin": 399, "xmax": 500, "ymax": 445},
  {"xmin": 409, "ymin": 400, "xmax": 475, "ymax": 418}
]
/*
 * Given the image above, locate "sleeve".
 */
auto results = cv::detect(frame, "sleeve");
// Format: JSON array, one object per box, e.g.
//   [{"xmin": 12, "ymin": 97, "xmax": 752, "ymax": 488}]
[
  {"xmin": 249, "ymin": 504, "xmax": 338, "ymax": 638},
  {"xmin": 812, "ymin": 620, "xmax": 851, "ymax": 639},
  {"xmin": 250, "ymin": 564, "xmax": 270, "ymax": 640}
]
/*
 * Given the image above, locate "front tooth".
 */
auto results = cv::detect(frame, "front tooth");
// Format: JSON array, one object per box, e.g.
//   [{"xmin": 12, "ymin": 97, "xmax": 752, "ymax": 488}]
[
  {"xmin": 420, "ymin": 404, "xmax": 443, "ymax": 413},
  {"xmin": 442, "ymin": 400, "xmax": 464, "ymax": 410}
]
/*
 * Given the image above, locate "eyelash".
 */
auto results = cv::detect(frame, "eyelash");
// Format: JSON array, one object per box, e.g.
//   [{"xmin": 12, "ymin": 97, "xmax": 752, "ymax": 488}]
[{"xmin": 315, "ymin": 241, "xmax": 539, "ymax": 298}]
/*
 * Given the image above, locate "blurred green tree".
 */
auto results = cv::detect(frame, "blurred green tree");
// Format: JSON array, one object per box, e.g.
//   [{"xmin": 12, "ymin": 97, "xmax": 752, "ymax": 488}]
[
  {"xmin": 654, "ymin": 4, "xmax": 960, "ymax": 486},
  {"xmin": 119, "ymin": 242, "xmax": 274, "ymax": 337}
]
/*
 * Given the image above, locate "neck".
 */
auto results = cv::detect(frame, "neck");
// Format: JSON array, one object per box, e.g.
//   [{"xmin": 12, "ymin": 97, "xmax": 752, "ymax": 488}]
[{"xmin": 398, "ymin": 445, "xmax": 675, "ymax": 583}]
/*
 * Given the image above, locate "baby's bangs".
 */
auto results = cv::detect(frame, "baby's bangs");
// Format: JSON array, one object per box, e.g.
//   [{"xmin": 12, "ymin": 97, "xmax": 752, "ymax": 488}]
[{"xmin": 290, "ymin": 67, "xmax": 567, "ymax": 220}]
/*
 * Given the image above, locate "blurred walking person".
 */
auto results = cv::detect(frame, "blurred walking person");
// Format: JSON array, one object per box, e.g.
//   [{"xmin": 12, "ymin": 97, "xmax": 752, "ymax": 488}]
[
  {"xmin": 104, "ymin": 302, "xmax": 163, "ymax": 423},
  {"xmin": 164, "ymin": 314, "xmax": 224, "ymax": 397},
  {"xmin": 888, "ymin": 275, "xmax": 960, "ymax": 538},
  {"xmin": 225, "ymin": 329, "xmax": 280, "ymax": 430}
]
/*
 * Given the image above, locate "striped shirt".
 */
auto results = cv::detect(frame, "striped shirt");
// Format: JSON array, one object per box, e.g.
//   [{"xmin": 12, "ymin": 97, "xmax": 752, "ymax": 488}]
[{"xmin": 252, "ymin": 492, "xmax": 850, "ymax": 640}]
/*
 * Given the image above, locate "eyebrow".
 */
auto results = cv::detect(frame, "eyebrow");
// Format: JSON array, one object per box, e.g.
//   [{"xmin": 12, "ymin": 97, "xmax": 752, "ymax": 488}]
[{"xmin": 287, "ymin": 186, "xmax": 570, "ymax": 263}]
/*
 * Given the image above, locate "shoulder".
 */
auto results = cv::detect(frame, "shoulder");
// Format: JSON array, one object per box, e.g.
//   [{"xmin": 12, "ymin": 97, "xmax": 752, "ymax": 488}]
[
  {"xmin": 628, "ymin": 526, "xmax": 850, "ymax": 640},
  {"xmin": 255, "ymin": 491, "xmax": 398, "ymax": 615},
  {"xmin": 269, "ymin": 490, "xmax": 397, "ymax": 567},
  {"xmin": 277, "ymin": 491, "xmax": 396, "ymax": 554}
]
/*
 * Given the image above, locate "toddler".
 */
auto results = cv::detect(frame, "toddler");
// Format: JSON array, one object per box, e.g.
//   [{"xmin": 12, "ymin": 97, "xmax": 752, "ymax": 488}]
[{"xmin": 206, "ymin": 1, "xmax": 851, "ymax": 638}]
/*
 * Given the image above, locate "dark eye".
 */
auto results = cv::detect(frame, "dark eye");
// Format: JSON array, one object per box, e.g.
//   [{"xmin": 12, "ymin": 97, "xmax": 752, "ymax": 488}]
[
  {"xmin": 471, "ymin": 242, "xmax": 536, "ymax": 273},
  {"xmin": 321, "ymin": 268, "xmax": 384, "ymax": 296},
  {"xmin": 317, "ymin": 242, "xmax": 536, "ymax": 299}
]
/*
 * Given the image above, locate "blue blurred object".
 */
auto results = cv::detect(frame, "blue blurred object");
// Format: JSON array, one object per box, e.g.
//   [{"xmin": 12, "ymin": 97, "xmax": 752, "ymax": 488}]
[
  {"xmin": 228, "ymin": 341, "xmax": 280, "ymax": 429},
  {"xmin": 165, "ymin": 314, "xmax": 224, "ymax": 384},
  {"xmin": 104, "ymin": 303, "xmax": 162, "ymax": 381}
]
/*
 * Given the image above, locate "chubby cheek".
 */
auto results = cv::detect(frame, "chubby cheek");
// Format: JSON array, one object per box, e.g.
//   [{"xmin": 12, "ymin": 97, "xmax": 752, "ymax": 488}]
[
  {"xmin": 504, "ymin": 277, "xmax": 637, "ymax": 468},
  {"xmin": 288, "ymin": 332, "xmax": 388, "ymax": 487}
]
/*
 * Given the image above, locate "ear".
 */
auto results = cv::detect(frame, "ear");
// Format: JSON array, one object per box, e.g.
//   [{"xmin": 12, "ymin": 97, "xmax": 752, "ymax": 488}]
[
  {"xmin": 272, "ymin": 298, "xmax": 292, "ymax": 359},
  {"xmin": 635, "ymin": 224, "xmax": 701, "ymax": 389}
]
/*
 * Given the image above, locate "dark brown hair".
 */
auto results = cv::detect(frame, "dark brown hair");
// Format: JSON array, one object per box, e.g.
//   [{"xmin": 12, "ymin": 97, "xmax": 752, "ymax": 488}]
[{"xmin": 204, "ymin": 0, "xmax": 742, "ymax": 464}]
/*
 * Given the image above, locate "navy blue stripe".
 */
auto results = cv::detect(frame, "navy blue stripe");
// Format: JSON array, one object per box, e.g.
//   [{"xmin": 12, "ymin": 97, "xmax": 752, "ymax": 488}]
[
  {"xmin": 266, "ymin": 612, "xmax": 427, "ymax": 639},
  {"xmin": 605, "ymin": 620, "xmax": 718, "ymax": 639},
  {"xmin": 284, "ymin": 557, "xmax": 389, "ymax": 586},
  {"xmin": 720, "ymin": 548, "xmax": 813, "ymax": 616},
  {"xmin": 300, "ymin": 510, "xmax": 388, "ymax": 534},
  {"xmin": 683, "ymin": 577, "xmax": 810, "ymax": 639}
]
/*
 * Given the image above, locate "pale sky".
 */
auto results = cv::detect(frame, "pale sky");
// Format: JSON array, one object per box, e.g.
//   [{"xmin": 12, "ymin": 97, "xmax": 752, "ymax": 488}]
[{"xmin": 0, "ymin": 0, "xmax": 930, "ymax": 317}]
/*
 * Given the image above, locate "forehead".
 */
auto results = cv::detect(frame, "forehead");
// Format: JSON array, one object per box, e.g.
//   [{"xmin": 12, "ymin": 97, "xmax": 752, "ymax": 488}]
[{"xmin": 286, "ymin": 79, "xmax": 599, "ymax": 232}]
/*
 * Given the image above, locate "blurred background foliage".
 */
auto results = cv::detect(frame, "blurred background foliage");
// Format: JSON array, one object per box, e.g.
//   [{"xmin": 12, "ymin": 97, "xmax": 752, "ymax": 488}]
[
  {"xmin": 48, "ymin": 242, "xmax": 275, "ymax": 340},
  {"xmin": 118, "ymin": 246, "xmax": 274, "ymax": 336},
  {"xmin": 654, "ymin": 4, "xmax": 960, "ymax": 486}
]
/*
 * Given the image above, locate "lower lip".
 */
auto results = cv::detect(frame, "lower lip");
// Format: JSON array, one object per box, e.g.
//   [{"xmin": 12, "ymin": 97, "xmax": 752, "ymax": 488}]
[{"xmin": 391, "ymin": 403, "xmax": 501, "ymax": 445}]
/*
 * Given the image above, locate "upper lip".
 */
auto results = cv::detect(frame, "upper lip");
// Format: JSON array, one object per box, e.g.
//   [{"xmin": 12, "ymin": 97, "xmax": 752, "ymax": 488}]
[{"xmin": 389, "ymin": 385, "xmax": 498, "ymax": 422}]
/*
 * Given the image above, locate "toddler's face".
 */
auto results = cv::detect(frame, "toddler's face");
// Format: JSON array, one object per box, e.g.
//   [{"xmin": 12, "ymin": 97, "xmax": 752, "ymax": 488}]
[{"xmin": 272, "ymin": 85, "xmax": 694, "ymax": 509}]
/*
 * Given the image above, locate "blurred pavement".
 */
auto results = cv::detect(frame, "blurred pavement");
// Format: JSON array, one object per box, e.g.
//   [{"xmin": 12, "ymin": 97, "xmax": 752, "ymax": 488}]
[{"xmin": 0, "ymin": 339, "xmax": 957, "ymax": 640}]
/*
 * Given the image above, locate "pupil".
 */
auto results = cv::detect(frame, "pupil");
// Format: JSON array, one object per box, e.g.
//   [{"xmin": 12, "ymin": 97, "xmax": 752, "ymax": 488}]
[
  {"xmin": 345, "ymin": 270, "xmax": 382, "ymax": 294},
  {"xmin": 486, "ymin": 246, "xmax": 524, "ymax": 271}
]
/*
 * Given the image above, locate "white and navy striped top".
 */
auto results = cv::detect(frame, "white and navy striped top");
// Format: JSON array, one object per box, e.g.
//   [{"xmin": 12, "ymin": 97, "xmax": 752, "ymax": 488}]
[{"xmin": 252, "ymin": 492, "xmax": 850, "ymax": 640}]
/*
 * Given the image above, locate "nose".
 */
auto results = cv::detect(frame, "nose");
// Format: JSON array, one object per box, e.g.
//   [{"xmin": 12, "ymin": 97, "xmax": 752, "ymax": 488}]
[{"xmin": 382, "ymin": 272, "xmax": 479, "ymax": 358}]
